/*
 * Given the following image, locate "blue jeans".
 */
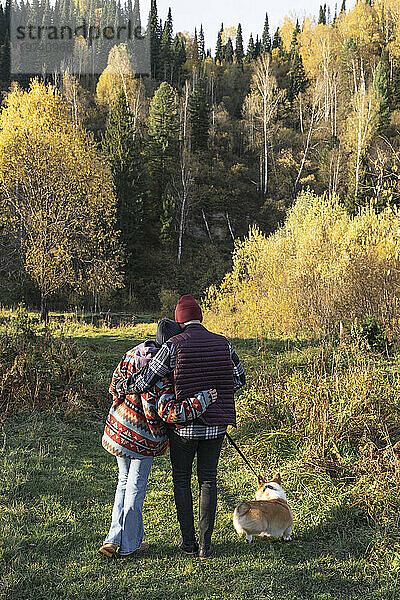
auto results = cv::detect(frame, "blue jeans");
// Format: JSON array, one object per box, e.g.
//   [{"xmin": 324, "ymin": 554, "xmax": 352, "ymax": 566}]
[{"xmin": 104, "ymin": 456, "xmax": 154, "ymax": 555}]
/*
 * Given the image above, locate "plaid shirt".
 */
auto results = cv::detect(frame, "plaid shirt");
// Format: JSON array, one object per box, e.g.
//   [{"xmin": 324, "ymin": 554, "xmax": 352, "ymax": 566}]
[
  {"xmin": 116, "ymin": 336, "xmax": 245, "ymax": 440},
  {"xmin": 175, "ymin": 424, "xmax": 227, "ymax": 439}
]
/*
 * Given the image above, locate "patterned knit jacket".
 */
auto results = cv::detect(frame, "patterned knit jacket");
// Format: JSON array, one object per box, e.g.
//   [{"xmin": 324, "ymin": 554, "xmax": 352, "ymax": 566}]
[{"xmin": 102, "ymin": 342, "xmax": 214, "ymax": 459}]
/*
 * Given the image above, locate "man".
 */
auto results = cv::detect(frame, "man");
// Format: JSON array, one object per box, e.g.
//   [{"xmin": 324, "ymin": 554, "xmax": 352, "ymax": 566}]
[{"xmin": 116, "ymin": 294, "xmax": 245, "ymax": 559}]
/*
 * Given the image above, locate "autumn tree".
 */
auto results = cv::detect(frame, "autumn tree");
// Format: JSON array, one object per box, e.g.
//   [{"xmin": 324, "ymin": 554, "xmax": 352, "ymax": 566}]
[
  {"xmin": 0, "ymin": 81, "xmax": 122, "ymax": 320},
  {"xmin": 96, "ymin": 44, "xmax": 136, "ymax": 108},
  {"xmin": 299, "ymin": 23, "xmax": 341, "ymax": 136}
]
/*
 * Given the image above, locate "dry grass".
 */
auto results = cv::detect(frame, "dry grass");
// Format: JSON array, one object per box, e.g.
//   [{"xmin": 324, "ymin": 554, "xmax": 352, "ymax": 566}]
[{"xmin": 235, "ymin": 341, "xmax": 400, "ymax": 527}]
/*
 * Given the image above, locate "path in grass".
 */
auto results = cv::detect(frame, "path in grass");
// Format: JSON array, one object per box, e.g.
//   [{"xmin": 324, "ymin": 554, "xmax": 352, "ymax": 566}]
[{"xmin": 0, "ymin": 331, "xmax": 397, "ymax": 600}]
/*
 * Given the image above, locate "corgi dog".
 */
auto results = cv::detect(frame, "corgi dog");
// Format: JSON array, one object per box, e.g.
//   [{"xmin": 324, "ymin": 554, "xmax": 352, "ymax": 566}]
[{"xmin": 233, "ymin": 473, "xmax": 293, "ymax": 543}]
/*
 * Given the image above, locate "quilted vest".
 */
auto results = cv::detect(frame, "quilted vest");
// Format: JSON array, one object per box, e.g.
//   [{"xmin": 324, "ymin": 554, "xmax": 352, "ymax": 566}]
[{"xmin": 170, "ymin": 324, "xmax": 236, "ymax": 426}]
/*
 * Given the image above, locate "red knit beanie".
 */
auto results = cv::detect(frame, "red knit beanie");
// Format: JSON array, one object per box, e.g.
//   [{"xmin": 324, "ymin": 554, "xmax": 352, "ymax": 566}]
[{"xmin": 175, "ymin": 294, "xmax": 203, "ymax": 324}]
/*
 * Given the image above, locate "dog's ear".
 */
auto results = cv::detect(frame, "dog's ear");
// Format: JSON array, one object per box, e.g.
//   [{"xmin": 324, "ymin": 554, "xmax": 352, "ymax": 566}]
[
  {"xmin": 258, "ymin": 475, "xmax": 266, "ymax": 487},
  {"xmin": 272, "ymin": 473, "xmax": 282, "ymax": 485}
]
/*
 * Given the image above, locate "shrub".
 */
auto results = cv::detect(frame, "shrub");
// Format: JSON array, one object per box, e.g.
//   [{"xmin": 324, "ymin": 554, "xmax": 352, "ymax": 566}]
[
  {"xmin": 0, "ymin": 308, "xmax": 92, "ymax": 427},
  {"xmin": 159, "ymin": 289, "xmax": 181, "ymax": 318},
  {"xmin": 203, "ymin": 191, "xmax": 400, "ymax": 339},
  {"xmin": 351, "ymin": 314, "xmax": 391, "ymax": 353}
]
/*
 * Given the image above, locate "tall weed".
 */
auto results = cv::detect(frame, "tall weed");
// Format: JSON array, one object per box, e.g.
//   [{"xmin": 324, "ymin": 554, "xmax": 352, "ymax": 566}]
[
  {"xmin": 0, "ymin": 308, "xmax": 91, "ymax": 425},
  {"xmin": 237, "ymin": 342, "xmax": 400, "ymax": 525}
]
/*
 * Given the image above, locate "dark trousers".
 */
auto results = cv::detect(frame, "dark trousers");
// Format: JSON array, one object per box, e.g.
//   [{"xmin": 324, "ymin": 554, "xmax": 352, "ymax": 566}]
[{"xmin": 167, "ymin": 431, "xmax": 225, "ymax": 548}]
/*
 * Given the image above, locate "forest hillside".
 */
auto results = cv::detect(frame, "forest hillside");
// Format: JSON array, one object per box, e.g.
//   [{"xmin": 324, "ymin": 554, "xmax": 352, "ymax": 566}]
[{"xmin": 2, "ymin": 1, "xmax": 400, "ymax": 317}]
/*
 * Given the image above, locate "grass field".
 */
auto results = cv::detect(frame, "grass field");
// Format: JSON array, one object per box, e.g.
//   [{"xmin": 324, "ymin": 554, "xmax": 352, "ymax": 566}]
[{"xmin": 0, "ymin": 320, "xmax": 399, "ymax": 600}]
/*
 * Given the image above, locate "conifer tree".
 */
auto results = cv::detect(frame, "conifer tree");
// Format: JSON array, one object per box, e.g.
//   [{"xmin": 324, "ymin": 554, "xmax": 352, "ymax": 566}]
[
  {"xmin": 215, "ymin": 23, "xmax": 224, "ymax": 63},
  {"xmin": 340, "ymin": 0, "xmax": 346, "ymax": 12},
  {"xmin": 319, "ymin": 4, "xmax": 327, "ymax": 24},
  {"xmin": 291, "ymin": 20, "xmax": 301, "ymax": 51},
  {"xmin": 102, "ymin": 90, "xmax": 144, "ymax": 279},
  {"xmin": 286, "ymin": 21, "xmax": 307, "ymax": 104},
  {"xmin": 166, "ymin": 7, "xmax": 173, "ymax": 39},
  {"xmin": 246, "ymin": 33, "xmax": 255, "ymax": 62},
  {"xmin": 392, "ymin": 58, "xmax": 400, "ymax": 109},
  {"xmin": 288, "ymin": 51, "xmax": 308, "ymax": 105},
  {"xmin": 199, "ymin": 24, "xmax": 206, "ymax": 61},
  {"xmin": 171, "ymin": 34, "xmax": 186, "ymax": 86},
  {"xmin": 272, "ymin": 28, "xmax": 283, "ymax": 53},
  {"xmin": 255, "ymin": 35, "xmax": 261, "ymax": 58},
  {"xmin": 127, "ymin": 0, "xmax": 134, "ymax": 26},
  {"xmin": 225, "ymin": 38, "xmax": 234, "ymax": 63},
  {"xmin": 160, "ymin": 12, "xmax": 173, "ymax": 81},
  {"xmin": 149, "ymin": 0, "xmax": 160, "ymax": 78},
  {"xmin": 261, "ymin": 13, "xmax": 271, "ymax": 54},
  {"xmin": 333, "ymin": 3, "xmax": 337, "ymax": 24},
  {"xmin": 190, "ymin": 77, "xmax": 210, "ymax": 151},
  {"xmin": 135, "ymin": 0, "xmax": 142, "ymax": 26},
  {"xmin": 235, "ymin": 23, "xmax": 244, "ymax": 63},
  {"xmin": 192, "ymin": 28, "xmax": 200, "ymax": 63},
  {"xmin": 147, "ymin": 82, "xmax": 179, "ymax": 237}
]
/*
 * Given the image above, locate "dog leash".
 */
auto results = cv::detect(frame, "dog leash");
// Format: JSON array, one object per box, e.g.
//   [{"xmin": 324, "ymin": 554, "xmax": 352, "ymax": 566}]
[{"xmin": 225, "ymin": 432, "xmax": 260, "ymax": 478}]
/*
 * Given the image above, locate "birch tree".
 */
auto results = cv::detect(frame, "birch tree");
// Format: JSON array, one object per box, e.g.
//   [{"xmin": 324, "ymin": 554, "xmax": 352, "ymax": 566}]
[
  {"xmin": 298, "ymin": 24, "xmax": 340, "ymax": 137},
  {"xmin": 294, "ymin": 77, "xmax": 325, "ymax": 193},
  {"xmin": 345, "ymin": 68, "xmax": 378, "ymax": 203},
  {"xmin": 96, "ymin": 44, "xmax": 147, "ymax": 139},
  {"xmin": 243, "ymin": 54, "xmax": 283, "ymax": 196}
]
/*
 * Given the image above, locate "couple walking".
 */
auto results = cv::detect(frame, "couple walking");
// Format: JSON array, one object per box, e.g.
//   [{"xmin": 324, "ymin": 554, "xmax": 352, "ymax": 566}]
[{"xmin": 99, "ymin": 294, "xmax": 245, "ymax": 559}]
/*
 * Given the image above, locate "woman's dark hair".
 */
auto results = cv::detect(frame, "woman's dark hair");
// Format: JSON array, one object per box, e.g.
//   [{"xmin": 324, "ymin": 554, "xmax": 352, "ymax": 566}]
[{"xmin": 156, "ymin": 318, "xmax": 181, "ymax": 346}]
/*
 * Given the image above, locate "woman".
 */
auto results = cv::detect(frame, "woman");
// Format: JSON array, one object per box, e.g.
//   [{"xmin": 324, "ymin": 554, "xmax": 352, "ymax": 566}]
[{"xmin": 99, "ymin": 318, "xmax": 216, "ymax": 559}]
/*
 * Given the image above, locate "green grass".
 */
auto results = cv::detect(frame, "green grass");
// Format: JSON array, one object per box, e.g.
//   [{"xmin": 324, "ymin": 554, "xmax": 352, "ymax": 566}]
[{"xmin": 0, "ymin": 325, "xmax": 399, "ymax": 599}]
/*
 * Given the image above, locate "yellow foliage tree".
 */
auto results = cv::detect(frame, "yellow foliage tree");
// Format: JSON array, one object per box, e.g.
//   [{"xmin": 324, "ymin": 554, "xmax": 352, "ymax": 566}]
[
  {"xmin": 345, "ymin": 80, "xmax": 378, "ymax": 201},
  {"xmin": 243, "ymin": 54, "xmax": 284, "ymax": 196},
  {"xmin": 221, "ymin": 27, "xmax": 237, "ymax": 45},
  {"xmin": 203, "ymin": 191, "xmax": 400, "ymax": 339},
  {"xmin": 336, "ymin": 0, "xmax": 383, "ymax": 66},
  {"xmin": 96, "ymin": 44, "xmax": 137, "ymax": 108},
  {"xmin": 298, "ymin": 24, "xmax": 340, "ymax": 81},
  {"xmin": 280, "ymin": 17, "xmax": 295, "ymax": 54},
  {"xmin": 0, "ymin": 81, "xmax": 123, "ymax": 320}
]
